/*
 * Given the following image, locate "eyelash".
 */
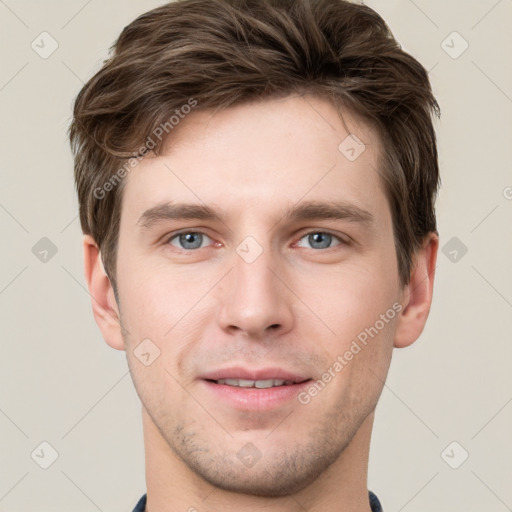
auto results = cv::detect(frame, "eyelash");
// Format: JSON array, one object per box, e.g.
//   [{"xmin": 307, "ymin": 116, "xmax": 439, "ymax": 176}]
[{"xmin": 165, "ymin": 230, "xmax": 349, "ymax": 252}]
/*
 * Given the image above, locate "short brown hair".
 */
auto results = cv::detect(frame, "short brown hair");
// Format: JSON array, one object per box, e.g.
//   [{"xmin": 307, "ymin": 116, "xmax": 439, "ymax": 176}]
[{"xmin": 70, "ymin": 0, "xmax": 440, "ymax": 297}]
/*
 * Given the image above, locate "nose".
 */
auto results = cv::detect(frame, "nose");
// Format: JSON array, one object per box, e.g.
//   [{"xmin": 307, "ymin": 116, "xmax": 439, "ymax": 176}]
[{"xmin": 216, "ymin": 244, "xmax": 295, "ymax": 340}]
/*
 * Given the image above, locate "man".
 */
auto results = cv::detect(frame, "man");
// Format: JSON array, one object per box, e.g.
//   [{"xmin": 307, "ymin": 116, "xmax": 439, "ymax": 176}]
[{"xmin": 69, "ymin": 0, "xmax": 440, "ymax": 510}]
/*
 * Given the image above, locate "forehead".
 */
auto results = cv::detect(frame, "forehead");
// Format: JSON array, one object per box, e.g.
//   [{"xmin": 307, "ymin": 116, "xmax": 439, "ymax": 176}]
[{"xmin": 120, "ymin": 94, "xmax": 389, "ymax": 230}]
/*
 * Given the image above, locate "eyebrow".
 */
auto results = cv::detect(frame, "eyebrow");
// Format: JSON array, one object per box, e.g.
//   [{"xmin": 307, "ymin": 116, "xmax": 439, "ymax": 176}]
[{"xmin": 136, "ymin": 200, "xmax": 374, "ymax": 230}]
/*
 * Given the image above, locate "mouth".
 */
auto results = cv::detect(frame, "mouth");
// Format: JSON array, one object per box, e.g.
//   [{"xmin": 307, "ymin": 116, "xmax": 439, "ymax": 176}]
[
  {"xmin": 199, "ymin": 367, "xmax": 313, "ymax": 411},
  {"xmin": 201, "ymin": 367, "xmax": 311, "ymax": 387},
  {"xmin": 209, "ymin": 378, "xmax": 304, "ymax": 388}
]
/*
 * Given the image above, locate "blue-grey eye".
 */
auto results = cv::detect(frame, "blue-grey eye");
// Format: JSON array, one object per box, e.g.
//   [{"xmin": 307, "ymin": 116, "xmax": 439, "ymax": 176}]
[
  {"xmin": 297, "ymin": 232, "xmax": 342, "ymax": 249},
  {"xmin": 170, "ymin": 232, "xmax": 211, "ymax": 250}
]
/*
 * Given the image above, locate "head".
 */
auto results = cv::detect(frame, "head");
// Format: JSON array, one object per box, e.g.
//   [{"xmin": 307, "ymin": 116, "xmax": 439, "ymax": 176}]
[{"xmin": 72, "ymin": 0, "xmax": 440, "ymax": 497}]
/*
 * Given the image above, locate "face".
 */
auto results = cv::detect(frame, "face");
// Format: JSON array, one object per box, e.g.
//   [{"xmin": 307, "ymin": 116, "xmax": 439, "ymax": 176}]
[{"xmin": 115, "ymin": 94, "xmax": 404, "ymax": 496}]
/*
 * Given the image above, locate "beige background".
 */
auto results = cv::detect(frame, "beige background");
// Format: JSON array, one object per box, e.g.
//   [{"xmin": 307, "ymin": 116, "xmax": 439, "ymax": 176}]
[{"xmin": 1, "ymin": 0, "xmax": 511, "ymax": 511}]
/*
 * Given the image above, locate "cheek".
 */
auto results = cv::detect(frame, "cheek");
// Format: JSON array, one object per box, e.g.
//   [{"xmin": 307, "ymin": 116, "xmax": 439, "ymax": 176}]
[
  {"xmin": 117, "ymin": 252, "xmax": 197, "ymax": 331},
  {"xmin": 118, "ymin": 260, "xmax": 213, "ymax": 380},
  {"xmin": 298, "ymin": 258, "xmax": 399, "ymax": 343}
]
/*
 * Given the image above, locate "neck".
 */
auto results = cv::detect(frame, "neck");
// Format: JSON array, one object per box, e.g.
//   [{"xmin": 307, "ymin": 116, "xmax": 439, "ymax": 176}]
[{"xmin": 142, "ymin": 407, "xmax": 375, "ymax": 512}]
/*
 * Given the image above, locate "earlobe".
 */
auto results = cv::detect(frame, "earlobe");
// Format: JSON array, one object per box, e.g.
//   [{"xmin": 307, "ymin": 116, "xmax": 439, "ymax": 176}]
[
  {"xmin": 393, "ymin": 232, "xmax": 439, "ymax": 349},
  {"xmin": 83, "ymin": 234, "xmax": 125, "ymax": 351}
]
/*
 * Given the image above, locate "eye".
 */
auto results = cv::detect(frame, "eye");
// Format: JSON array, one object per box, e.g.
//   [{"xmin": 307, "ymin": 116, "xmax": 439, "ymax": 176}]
[
  {"xmin": 168, "ymin": 231, "xmax": 213, "ymax": 250},
  {"xmin": 296, "ymin": 231, "xmax": 345, "ymax": 250}
]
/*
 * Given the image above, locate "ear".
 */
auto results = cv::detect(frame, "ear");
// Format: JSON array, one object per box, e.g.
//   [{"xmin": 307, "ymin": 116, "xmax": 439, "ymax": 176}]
[
  {"xmin": 394, "ymin": 232, "xmax": 439, "ymax": 348},
  {"xmin": 83, "ymin": 234, "xmax": 125, "ymax": 351}
]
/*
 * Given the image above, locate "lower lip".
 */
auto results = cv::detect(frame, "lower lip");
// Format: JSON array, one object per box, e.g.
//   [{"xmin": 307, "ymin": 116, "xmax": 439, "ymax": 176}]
[{"xmin": 201, "ymin": 379, "xmax": 312, "ymax": 411}]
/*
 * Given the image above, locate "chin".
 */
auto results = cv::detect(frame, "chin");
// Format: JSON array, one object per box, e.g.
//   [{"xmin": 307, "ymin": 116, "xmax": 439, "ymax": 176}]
[{"xmin": 174, "ymin": 430, "xmax": 349, "ymax": 498}]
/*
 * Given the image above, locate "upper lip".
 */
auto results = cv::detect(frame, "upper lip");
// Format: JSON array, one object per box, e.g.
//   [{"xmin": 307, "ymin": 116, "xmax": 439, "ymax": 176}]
[{"xmin": 201, "ymin": 367, "xmax": 311, "ymax": 383}]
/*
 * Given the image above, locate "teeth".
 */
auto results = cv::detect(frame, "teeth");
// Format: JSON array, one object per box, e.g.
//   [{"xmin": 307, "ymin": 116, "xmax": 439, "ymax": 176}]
[
  {"xmin": 216, "ymin": 379, "xmax": 291, "ymax": 388},
  {"xmin": 256, "ymin": 379, "xmax": 282, "ymax": 388},
  {"xmin": 238, "ymin": 379, "xmax": 256, "ymax": 388}
]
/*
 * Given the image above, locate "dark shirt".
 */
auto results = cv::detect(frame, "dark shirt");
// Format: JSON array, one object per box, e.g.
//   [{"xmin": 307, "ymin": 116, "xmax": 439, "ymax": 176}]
[{"xmin": 132, "ymin": 490, "xmax": 383, "ymax": 511}]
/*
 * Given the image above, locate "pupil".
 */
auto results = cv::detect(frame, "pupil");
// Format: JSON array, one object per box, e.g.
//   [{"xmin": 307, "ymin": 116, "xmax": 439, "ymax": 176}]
[
  {"xmin": 310, "ymin": 232, "xmax": 330, "ymax": 249},
  {"xmin": 181, "ymin": 233, "xmax": 201, "ymax": 249}
]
